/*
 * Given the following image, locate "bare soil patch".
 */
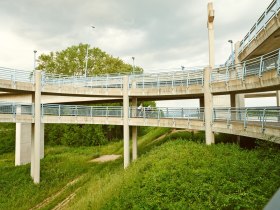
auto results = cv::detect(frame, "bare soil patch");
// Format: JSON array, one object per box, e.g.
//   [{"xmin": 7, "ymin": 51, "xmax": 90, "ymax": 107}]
[{"xmin": 90, "ymin": 154, "xmax": 121, "ymax": 163}]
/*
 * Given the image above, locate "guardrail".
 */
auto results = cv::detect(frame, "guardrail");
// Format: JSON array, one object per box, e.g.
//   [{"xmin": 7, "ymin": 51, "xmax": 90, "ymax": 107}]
[
  {"xmin": 42, "ymin": 73, "xmax": 124, "ymax": 89},
  {"xmin": 41, "ymin": 67, "xmax": 205, "ymax": 90},
  {"xmin": 42, "ymin": 104, "xmax": 123, "ymax": 117},
  {"xmin": 211, "ymin": 48, "xmax": 280, "ymax": 82},
  {"xmin": 1, "ymin": 103, "xmax": 279, "ymax": 132},
  {"xmin": 129, "ymin": 69, "xmax": 204, "ymax": 89},
  {"xmin": 0, "ymin": 67, "xmax": 34, "ymax": 83},
  {"xmin": 239, "ymin": 0, "xmax": 280, "ymax": 55},
  {"xmin": 213, "ymin": 107, "xmax": 280, "ymax": 131},
  {"xmin": 0, "ymin": 102, "xmax": 33, "ymax": 115},
  {"xmin": 130, "ymin": 107, "xmax": 205, "ymax": 120}
]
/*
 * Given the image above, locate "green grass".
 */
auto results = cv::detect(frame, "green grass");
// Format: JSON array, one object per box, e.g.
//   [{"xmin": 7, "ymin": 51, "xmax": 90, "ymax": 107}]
[
  {"xmin": 0, "ymin": 127, "xmax": 169, "ymax": 210},
  {"xmin": 69, "ymin": 139, "xmax": 280, "ymax": 210},
  {"xmin": 1, "ymin": 129, "xmax": 280, "ymax": 209}
]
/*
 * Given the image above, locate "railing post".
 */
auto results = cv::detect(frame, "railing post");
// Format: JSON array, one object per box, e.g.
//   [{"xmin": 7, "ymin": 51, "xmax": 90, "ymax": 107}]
[
  {"xmin": 186, "ymin": 72, "xmax": 189, "ymax": 87},
  {"xmin": 261, "ymin": 108, "xmax": 266, "ymax": 132},
  {"xmin": 41, "ymin": 104, "xmax": 43, "ymax": 118},
  {"xmin": 143, "ymin": 108, "xmax": 146, "ymax": 119},
  {"xmin": 90, "ymin": 106, "xmax": 93, "ymax": 117},
  {"xmin": 58, "ymin": 105, "xmax": 61, "ymax": 117},
  {"xmin": 227, "ymin": 108, "xmax": 231, "ymax": 127},
  {"xmin": 12, "ymin": 103, "xmax": 15, "ymax": 119},
  {"xmin": 242, "ymin": 61, "xmax": 246, "ymax": 80},
  {"xmin": 258, "ymin": 56, "xmax": 264, "ymax": 77},
  {"xmin": 172, "ymin": 73, "xmax": 174, "ymax": 88},
  {"xmin": 106, "ymin": 107, "xmax": 108, "ymax": 117},
  {"xmin": 244, "ymin": 108, "xmax": 248, "ymax": 129},
  {"xmin": 226, "ymin": 66, "xmax": 229, "ymax": 83},
  {"xmin": 277, "ymin": 49, "xmax": 280, "ymax": 75}
]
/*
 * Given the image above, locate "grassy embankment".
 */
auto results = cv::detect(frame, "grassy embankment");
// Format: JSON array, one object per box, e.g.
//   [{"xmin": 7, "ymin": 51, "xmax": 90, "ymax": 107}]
[{"xmin": 1, "ymin": 128, "xmax": 280, "ymax": 209}]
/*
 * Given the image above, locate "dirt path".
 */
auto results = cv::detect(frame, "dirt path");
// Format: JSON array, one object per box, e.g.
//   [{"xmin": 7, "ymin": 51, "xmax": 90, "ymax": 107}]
[
  {"xmin": 90, "ymin": 154, "xmax": 121, "ymax": 163},
  {"xmin": 30, "ymin": 176, "xmax": 83, "ymax": 210}
]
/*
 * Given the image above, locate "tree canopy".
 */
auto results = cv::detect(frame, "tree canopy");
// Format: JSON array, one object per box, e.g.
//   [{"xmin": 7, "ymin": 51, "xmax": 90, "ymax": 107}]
[{"xmin": 37, "ymin": 43, "xmax": 142, "ymax": 76}]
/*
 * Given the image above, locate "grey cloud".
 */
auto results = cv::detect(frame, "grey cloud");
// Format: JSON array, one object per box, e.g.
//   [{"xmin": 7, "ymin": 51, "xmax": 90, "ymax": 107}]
[{"xmin": 0, "ymin": 0, "xmax": 274, "ymax": 70}]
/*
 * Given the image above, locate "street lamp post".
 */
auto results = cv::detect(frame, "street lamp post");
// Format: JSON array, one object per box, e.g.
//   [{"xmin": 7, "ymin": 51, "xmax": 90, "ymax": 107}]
[
  {"xmin": 33, "ymin": 50, "xmax": 37, "ymax": 70},
  {"xmin": 132, "ymin": 57, "xmax": 135, "ymax": 74},
  {"xmin": 228, "ymin": 40, "xmax": 234, "ymax": 64}
]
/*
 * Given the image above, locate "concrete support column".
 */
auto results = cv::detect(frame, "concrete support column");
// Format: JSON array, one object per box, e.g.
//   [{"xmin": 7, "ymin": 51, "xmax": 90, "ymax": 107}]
[
  {"xmin": 31, "ymin": 70, "xmax": 42, "ymax": 183},
  {"xmin": 204, "ymin": 67, "xmax": 214, "ymax": 145},
  {"xmin": 15, "ymin": 122, "xmax": 44, "ymax": 166},
  {"xmin": 131, "ymin": 97, "xmax": 137, "ymax": 161},
  {"xmin": 205, "ymin": 3, "xmax": 215, "ymax": 145},
  {"xmin": 15, "ymin": 123, "xmax": 31, "ymax": 166},
  {"xmin": 123, "ymin": 76, "xmax": 130, "ymax": 168}
]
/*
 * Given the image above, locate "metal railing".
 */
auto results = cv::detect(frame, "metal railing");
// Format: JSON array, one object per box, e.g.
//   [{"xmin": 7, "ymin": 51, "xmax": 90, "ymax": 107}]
[
  {"xmin": 211, "ymin": 48, "xmax": 280, "ymax": 82},
  {"xmin": 239, "ymin": 0, "xmax": 280, "ymax": 55},
  {"xmin": 0, "ymin": 102, "xmax": 279, "ymax": 133},
  {"xmin": 130, "ymin": 107, "xmax": 204, "ymax": 120},
  {"xmin": 42, "ymin": 73, "xmax": 124, "ymax": 89},
  {"xmin": 213, "ymin": 107, "xmax": 280, "ymax": 131},
  {"xmin": 129, "ymin": 69, "xmax": 204, "ymax": 89},
  {"xmin": 42, "ymin": 104, "xmax": 123, "ymax": 117},
  {"xmin": 0, "ymin": 67, "xmax": 34, "ymax": 83},
  {"xmin": 0, "ymin": 102, "xmax": 33, "ymax": 115}
]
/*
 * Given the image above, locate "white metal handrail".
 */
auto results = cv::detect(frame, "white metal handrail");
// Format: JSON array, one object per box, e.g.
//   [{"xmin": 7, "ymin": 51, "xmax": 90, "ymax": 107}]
[
  {"xmin": 213, "ymin": 107, "xmax": 280, "ymax": 130},
  {"xmin": 238, "ymin": 0, "xmax": 280, "ymax": 55},
  {"xmin": 211, "ymin": 48, "xmax": 279, "ymax": 82},
  {"xmin": 0, "ymin": 67, "xmax": 34, "ymax": 83},
  {"xmin": 129, "ymin": 107, "xmax": 205, "ymax": 121}
]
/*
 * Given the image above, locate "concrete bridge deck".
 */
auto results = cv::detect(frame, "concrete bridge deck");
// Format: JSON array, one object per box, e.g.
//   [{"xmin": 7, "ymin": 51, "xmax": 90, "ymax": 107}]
[
  {"xmin": 1, "ymin": 103, "xmax": 279, "ymax": 142},
  {"xmin": 0, "ymin": 48, "xmax": 279, "ymax": 99},
  {"xmin": 238, "ymin": 0, "xmax": 280, "ymax": 61}
]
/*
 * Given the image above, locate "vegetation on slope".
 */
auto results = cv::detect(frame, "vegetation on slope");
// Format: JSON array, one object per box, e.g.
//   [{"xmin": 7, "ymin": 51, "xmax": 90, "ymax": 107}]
[
  {"xmin": 0, "ymin": 128, "xmax": 169, "ymax": 210},
  {"xmin": 1, "ymin": 128, "xmax": 280, "ymax": 209},
  {"xmin": 69, "ymin": 137, "xmax": 280, "ymax": 210}
]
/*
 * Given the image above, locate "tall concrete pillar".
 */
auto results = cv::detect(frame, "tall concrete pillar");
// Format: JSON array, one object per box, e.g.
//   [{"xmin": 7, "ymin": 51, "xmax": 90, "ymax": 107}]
[
  {"xmin": 123, "ymin": 76, "xmax": 130, "ymax": 168},
  {"xmin": 31, "ymin": 70, "xmax": 42, "ymax": 183},
  {"xmin": 131, "ymin": 97, "xmax": 137, "ymax": 161},
  {"xmin": 207, "ymin": 2, "xmax": 215, "ymax": 68},
  {"xmin": 205, "ymin": 3, "xmax": 215, "ymax": 145},
  {"xmin": 204, "ymin": 67, "xmax": 214, "ymax": 145}
]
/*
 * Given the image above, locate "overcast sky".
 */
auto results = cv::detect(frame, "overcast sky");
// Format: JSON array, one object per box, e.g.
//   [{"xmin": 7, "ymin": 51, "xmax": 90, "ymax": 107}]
[{"xmin": 0, "ymin": 0, "xmax": 275, "ymax": 107}]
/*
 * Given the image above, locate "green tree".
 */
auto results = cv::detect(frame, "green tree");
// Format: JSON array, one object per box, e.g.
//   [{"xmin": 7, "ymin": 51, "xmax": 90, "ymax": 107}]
[
  {"xmin": 37, "ymin": 44, "xmax": 145, "ymax": 147},
  {"xmin": 37, "ymin": 43, "xmax": 142, "ymax": 75}
]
